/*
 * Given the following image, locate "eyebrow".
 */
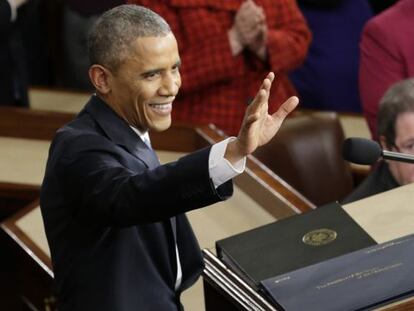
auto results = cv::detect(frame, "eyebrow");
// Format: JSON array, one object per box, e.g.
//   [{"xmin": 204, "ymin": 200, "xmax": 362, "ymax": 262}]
[{"xmin": 140, "ymin": 60, "xmax": 182, "ymax": 78}]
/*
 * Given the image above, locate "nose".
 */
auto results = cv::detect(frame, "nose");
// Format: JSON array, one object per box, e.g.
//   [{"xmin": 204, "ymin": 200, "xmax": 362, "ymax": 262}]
[{"xmin": 159, "ymin": 72, "xmax": 180, "ymax": 96}]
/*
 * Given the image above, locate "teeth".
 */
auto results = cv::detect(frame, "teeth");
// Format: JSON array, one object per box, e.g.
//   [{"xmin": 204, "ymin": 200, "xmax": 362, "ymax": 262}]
[{"xmin": 150, "ymin": 103, "xmax": 172, "ymax": 111}]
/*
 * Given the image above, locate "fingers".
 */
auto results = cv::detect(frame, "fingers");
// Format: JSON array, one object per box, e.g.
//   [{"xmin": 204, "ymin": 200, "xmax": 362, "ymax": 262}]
[
  {"xmin": 247, "ymin": 72, "xmax": 274, "ymax": 127},
  {"xmin": 257, "ymin": 72, "xmax": 274, "ymax": 100},
  {"xmin": 253, "ymin": 5, "xmax": 265, "ymax": 23},
  {"xmin": 272, "ymin": 96, "xmax": 299, "ymax": 121},
  {"xmin": 234, "ymin": 0, "xmax": 266, "ymax": 47},
  {"xmin": 264, "ymin": 72, "xmax": 275, "ymax": 88},
  {"xmin": 244, "ymin": 0, "xmax": 263, "ymax": 15},
  {"xmin": 237, "ymin": 1, "xmax": 265, "ymax": 28},
  {"xmin": 258, "ymin": 72, "xmax": 274, "ymax": 102},
  {"xmin": 254, "ymin": 72, "xmax": 273, "ymax": 94}
]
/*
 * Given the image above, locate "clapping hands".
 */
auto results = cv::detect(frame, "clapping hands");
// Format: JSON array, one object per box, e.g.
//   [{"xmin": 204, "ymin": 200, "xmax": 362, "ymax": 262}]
[{"xmin": 229, "ymin": 0, "xmax": 268, "ymax": 59}]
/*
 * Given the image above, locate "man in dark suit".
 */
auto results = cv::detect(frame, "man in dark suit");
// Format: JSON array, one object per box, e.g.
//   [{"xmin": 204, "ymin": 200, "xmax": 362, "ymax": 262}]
[
  {"xmin": 0, "ymin": 0, "xmax": 29, "ymax": 107},
  {"xmin": 40, "ymin": 5, "xmax": 298, "ymax": 310}
]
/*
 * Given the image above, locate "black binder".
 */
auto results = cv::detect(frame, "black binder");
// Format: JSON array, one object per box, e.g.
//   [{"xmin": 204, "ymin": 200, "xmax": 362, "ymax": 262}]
[
  {"xmin": 216, "ymin": 202, "xmax": 376, "ymax": 289},
  {"xmin": 261, "ymin": 235, "xmax": 414, "ymax": 311}
]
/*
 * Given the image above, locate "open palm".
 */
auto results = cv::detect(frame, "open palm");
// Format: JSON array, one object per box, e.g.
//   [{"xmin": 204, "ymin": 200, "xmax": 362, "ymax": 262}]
[{"xmin": 237, "ymin": 72, "xmax": 299, "ymax": 156}]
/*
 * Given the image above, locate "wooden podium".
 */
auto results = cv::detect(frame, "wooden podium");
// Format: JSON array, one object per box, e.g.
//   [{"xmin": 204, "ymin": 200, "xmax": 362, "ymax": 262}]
[{"xmin": 0, "ymin": 106, "xmax": 312, "ymax": 310}]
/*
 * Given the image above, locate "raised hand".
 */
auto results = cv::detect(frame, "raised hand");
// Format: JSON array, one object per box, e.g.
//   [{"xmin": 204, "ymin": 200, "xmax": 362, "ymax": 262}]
[{"xmin": 225, "ymin": 72, "xmax": 299, "ymax": 164}]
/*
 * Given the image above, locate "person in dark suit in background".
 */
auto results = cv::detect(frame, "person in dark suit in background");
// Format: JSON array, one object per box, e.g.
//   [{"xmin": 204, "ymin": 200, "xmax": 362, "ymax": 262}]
[
  {"xmin": 343, "ymin": 78, "xmax": 414, "ymax": 204},
  {"xmin": 40, "ymin": 5, "xmax": 298, "ymax": 311},
  {"xmin": 0, "ymin": 0, "xmax": 29, "ymax": 107}
]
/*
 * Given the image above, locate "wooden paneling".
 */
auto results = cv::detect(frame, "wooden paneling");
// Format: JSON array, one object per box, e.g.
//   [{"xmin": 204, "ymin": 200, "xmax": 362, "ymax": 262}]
[{"xmin": 0, "ymin": 107, "xmax": 74, "ymax": 140}]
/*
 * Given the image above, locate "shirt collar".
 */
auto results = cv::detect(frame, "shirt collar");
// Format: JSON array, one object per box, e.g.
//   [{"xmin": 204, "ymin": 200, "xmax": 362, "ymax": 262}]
[{"xmin": 130, "ymin": 126, "xmax": 150, "ymax": 144}]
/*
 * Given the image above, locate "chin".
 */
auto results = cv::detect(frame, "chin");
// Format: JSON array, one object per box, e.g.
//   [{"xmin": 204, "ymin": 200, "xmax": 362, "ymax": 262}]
[{"xmin": 150, "ymin": 119, "xmax": 171, "ymax": 132}]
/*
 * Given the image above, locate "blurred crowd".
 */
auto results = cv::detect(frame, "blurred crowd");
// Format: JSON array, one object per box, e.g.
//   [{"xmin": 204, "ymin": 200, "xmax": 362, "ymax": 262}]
[{"xmin": 2, "ymin": 0, "xmax": 410, "ymax": 139}]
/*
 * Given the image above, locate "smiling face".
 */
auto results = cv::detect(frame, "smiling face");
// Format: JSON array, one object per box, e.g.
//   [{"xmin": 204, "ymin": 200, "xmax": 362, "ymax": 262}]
[{"xmin": 101, "ymin": 32, "xmax": 181, "ymax": 132}]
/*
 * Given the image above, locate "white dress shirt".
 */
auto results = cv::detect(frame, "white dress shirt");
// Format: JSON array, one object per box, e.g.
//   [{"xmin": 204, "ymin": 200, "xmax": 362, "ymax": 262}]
[{"xmin": 6, "ymin": 0, "xmax": 27, "ymax": 21}]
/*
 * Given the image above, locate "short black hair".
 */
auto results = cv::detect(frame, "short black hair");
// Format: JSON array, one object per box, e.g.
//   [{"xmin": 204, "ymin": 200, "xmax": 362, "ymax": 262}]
[{"xmin": 88, "ymin": 4, "xmax": 171, "ymax": 72}]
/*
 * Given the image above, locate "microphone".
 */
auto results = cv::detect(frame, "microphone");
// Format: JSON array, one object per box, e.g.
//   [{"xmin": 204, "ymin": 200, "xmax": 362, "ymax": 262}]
[{"xmin": 343, "ymin": 137, "xmax": 414, "ymax": 165}]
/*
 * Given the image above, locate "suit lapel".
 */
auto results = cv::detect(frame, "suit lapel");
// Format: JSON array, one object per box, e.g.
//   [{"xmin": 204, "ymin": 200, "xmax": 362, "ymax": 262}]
[
  {"xmin": 84, "ymin": 95, "xmax": 160, "ymax": 169},
  {"xmin": 84, "ymin": 96, "xmax": 179, "ymax": 286}
]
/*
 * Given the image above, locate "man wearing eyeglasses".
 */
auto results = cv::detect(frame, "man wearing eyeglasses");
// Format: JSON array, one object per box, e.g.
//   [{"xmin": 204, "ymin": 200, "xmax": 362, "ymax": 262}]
[{"xmin": 343, "ymin": 78, "xmax": 414, "ymax": 204}]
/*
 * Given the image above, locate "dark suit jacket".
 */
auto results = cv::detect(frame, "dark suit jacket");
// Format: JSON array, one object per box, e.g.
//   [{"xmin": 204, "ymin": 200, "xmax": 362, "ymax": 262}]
[
  {"xmin": 40, "ymin": 95, "xmax": 233, "ymax": 311},
  {"xmin": 341, "ymin": 161, "xmax": 399, "ymax": 204}
]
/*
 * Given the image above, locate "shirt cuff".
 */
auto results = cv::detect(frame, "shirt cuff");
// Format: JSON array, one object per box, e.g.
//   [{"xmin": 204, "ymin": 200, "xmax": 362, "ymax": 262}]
[
  {"xmin": 7, "ymin": 0, "xmax": 17, "ymax": 21},
  {"xmin": 209, "ymin": 137, "xmax": 246, "ymax": 189}
]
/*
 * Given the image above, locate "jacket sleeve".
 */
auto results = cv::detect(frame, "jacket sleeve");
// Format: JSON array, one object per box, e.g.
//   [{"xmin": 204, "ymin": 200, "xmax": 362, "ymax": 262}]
[
  {"xmin": 266, "ymin": 0, "xmax": 312, "ymax": 74},
  {"xmin": 58, "ymin": 135, "xmax": 233, "ymax": 227},
  {"xmin": 359, "ymin": 19, "xmax": 405, "ymax": 139}
]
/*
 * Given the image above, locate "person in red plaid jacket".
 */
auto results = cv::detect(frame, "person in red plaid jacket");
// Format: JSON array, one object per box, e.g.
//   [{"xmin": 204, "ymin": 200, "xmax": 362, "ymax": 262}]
[{"xmin": 127, "ymin": 0, "xmax": 311, "ymax": 135}]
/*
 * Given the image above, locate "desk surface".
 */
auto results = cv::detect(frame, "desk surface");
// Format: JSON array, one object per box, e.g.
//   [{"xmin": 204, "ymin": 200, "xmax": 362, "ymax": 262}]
[
  {"xmin": 343, "ymin": 183, "xmax": 414, "ymax": 243},
  {"xmin": 0, "ymin": 137, "xmax": 50, "ymax": 185}
]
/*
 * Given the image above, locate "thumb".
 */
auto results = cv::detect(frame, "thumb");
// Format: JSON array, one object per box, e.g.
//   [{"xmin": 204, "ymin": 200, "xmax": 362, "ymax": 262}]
[{"xmin": 271, "ymin": 96, "xmax": 299, "ymax": 121}]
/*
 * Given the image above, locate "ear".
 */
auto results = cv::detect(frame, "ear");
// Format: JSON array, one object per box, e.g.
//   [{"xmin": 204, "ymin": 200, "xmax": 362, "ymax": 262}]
[
  {"xmin": 89, "ymin": 65, "xmax": 111, "ymax": 94},
  {"xmin": 379, "ymin": 135, "xmax": 389, "ymax": 150}
]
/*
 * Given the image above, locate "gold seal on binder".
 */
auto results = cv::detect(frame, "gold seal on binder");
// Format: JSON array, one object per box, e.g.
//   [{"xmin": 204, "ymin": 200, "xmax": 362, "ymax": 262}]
[{"xmin": 302, "ymin": 228, "xmax": 337, "ymax": 246}]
